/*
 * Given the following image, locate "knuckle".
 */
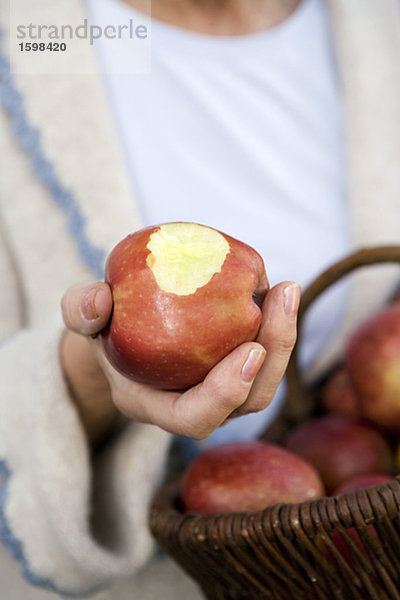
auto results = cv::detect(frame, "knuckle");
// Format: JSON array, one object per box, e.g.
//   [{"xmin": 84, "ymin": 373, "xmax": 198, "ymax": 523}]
[
  {"xmin": 204, "ymin": 377, "xmax": 246, "ymax": 413},
  {"xmin": 203, "ymin": 376, "xmax": 225, "ymax": 398},
  {"xmin": 229, "ymin": 404, "xmax": 264, "ymax": 419},
  {"xmin": 175, "ymin": 412, "xmax": 212, "ymax": 439},
  {"xmin": 174, "ymin": 409, "xmax": 215, "ymax": 440},
  {"xmin": 274, "ymin": 329, "xmax": 297, "ymax": 356},
  {"xmin": 184, "ymin": 425, "xmax": 213, "ymax": 440}
]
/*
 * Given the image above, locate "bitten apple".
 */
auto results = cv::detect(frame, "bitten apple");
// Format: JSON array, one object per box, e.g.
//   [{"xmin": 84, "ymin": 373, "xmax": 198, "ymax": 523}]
[
  {"xmin": 346, "ymin": 304, "xmax": 400, "ymax": 431},
  {"xmin": 181, "ymin": 441, "xmax": 325, "ymax": 514},
  {"xmin": 101, "ymin": 222, "xmax": 268, "ymax": 390},
  {"xmin": 283, "ymin": 415, "xmax": 392, "ymax": 494}
]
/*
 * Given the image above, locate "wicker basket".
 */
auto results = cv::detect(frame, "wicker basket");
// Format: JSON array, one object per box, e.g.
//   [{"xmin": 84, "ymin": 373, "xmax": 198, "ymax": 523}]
[{"xmin": 149, "ymin": 246, "xmax": 400, "ymax": 600}]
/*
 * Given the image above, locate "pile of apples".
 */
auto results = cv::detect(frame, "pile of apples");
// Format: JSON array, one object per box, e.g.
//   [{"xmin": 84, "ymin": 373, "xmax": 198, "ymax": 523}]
[
  {"xmin": 181, "ymin": 411, "xmax": 395, "ymax": 514},
  {"xmin": 100, "ymin": 223, "xmax": 399, "ymax": 563},
  {"xmin": 181, "ymin": 296, "xmax": 400, "ymax": 517}
]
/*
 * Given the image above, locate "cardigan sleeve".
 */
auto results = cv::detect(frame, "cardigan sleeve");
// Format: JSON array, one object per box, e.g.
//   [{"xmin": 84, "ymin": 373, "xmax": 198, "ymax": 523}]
[
  {"xmin": 0, "ymin": 219, "xmax": 24, "ymax": 339},
  {"xmin": 0, "ymin": 230, "xmax": 172, "ymax": 596}
]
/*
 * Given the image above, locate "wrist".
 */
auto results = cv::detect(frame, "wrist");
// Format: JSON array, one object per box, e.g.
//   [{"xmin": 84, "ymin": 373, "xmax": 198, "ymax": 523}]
[{"xmin": 60, "ymin": 330, "xmax": 119, "ymax": 443}]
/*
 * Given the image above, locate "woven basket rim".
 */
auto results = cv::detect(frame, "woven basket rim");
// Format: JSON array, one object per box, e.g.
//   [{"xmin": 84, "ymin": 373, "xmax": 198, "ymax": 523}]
[{"xmin": 151, "ymin": 474, "xmax": 400, "ymax": 526}]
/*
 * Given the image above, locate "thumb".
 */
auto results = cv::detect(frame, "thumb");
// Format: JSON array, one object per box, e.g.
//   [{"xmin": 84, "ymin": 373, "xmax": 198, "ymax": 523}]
[{"xmin": 61, "ymin": 282, "xmax": 113, "ymax": 336}]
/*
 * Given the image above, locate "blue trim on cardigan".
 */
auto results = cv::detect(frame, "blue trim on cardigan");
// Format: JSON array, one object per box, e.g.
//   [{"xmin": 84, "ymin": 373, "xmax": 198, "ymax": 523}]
[
  {"xmin": 0, "ymin": 28, "xmax": 110, "ymax": 597},
  {"xmin": 0, "ymin": 25, "xmax": 198, "ymax": 595},
  {"xmin": 0, "ymin": 461, "xmax": 105, "ymax": 598},
  {"xmin": 0, "ymin": 28, "xmax": 105, "ymax": 280}
]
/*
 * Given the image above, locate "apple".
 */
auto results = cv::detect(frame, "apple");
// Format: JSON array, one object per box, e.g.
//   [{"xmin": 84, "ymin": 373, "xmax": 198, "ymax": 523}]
[
  {"xmin": 181, "ymin": 441, "xmax": 325, "ymax": 514},
  {"xmin": 100, "ymin": 222, "xmax": 268, "ymax": 390},
  {"xmin": 333, "ymin": 473, "xmax": 393, "ymax": 496},
  {"xmin": 345, "ymin": 304, "xmax": 400, "ymax": 431},
  {"xmin": 320, "ymin": 367, "xmax": 360, "ymax": 418},
  {"xmin": 283, "ymin": 415, "xmax": 392, "ymax": 494}
]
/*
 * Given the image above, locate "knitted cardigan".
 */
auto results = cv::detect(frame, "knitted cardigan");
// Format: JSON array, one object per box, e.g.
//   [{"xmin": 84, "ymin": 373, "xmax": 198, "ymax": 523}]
[{"xmin": 0, "ymin": 0, "xmax": 399, "ymax": 598}]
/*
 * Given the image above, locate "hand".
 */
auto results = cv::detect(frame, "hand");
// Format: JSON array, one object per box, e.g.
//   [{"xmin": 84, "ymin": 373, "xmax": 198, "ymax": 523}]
[{"xmin": 61, "ymin": 280, "xmax": 300, "ymax": 440}]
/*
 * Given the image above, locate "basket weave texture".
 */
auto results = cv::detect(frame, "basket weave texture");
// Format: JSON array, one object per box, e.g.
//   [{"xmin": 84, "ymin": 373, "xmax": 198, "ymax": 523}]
[{"xmin": 149, "ymin": 246, "xmax": 400, "ymax": 600}]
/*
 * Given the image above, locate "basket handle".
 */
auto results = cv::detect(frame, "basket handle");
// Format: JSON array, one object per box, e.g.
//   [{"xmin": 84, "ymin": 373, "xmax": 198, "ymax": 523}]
[{"xmin": 270, "ymin": 245, "xmax": 400, "ymax": 436}]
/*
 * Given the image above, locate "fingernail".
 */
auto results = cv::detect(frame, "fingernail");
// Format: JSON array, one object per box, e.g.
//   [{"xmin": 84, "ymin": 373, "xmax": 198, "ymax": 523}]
[
  {"xmin": 283, "ymin": 283, "xmax": 301, "ymax": 317},
  {"xmin": 241, "ymin": 348, "xmax": 266, "ymax": 383},
  {"xmin": 80, "ymin": 288, "xmax": 100, "ymax": 321}
]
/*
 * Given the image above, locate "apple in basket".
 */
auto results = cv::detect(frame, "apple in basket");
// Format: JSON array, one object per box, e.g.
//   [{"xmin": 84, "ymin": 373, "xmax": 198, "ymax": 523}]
[
  {"xmin": 283, "ymin": 414, "xmax": 393, "ymax": 494},
  {"xmin": 181, "ymin": 441, "xmax": 325, "ymax": 514},
  {"xmin": 333, "ymin": 473, "xmax": 394, "ymax": 496},
  {"xmin": 320, "ymin": 367, "xmax": 360, "ymax": 419},
  {"xmin": 100, "ymin": 222, "xmax": 268, "ymax": 390},
  {"xmin": 345, "ymin": 303, "xmax": 400, "ymax": 431}
]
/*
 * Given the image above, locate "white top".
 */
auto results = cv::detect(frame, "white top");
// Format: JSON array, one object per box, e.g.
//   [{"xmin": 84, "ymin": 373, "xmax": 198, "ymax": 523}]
[{"xmin": 86, "ymin": 0, "xmax": 350, "ymax": 446}]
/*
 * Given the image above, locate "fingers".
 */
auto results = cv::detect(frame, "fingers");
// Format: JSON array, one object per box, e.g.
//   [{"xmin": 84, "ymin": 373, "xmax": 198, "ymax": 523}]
[
  {"xmin": 81, "ymin": 280, "xmax": 299, "ymax": 440},
  {"xmin": 229, "ymin": 281, "xmax": 300, "ymax": 418},
  {"xmin": 171, "ymin": 342, "xmax": 267, "ymax": 438},
  {"xmin": 61, "ymin": 281, "xmax": 113, "ymax": 336},
  {"xmin": 94, "ymin": 341, "xmax": 267, "ymax": 439}
]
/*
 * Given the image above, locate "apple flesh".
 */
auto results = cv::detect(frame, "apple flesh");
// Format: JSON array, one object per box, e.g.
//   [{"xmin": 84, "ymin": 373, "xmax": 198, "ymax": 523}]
[
  {"xmin": 101, "ymin": 222, "xmax": 268, "ymax": 390},
  {"xmin": 181, "ymin": 441, "xmax": 325, "ymax": 514},
  {"xmin": 345, "ymin": 304, "xmax": 400, "ymax": 431},
  {"xmin": 283, "ymin": 415, "xmax": 392, "ymax": 494}
]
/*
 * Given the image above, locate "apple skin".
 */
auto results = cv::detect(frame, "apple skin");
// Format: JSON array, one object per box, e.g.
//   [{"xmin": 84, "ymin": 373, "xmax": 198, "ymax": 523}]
[
  {"xmin": 283, "ymin": 415, "xmax": 392, "ymax": 494},
  {"xmin": 320, "ymin": 367, "xmax": 360, "ymax": 419},
  {"xmin": 332, "ymin": 473, "xmax": 393, "ymax": 496},
  {"xmin": 181, "ymin": 441, "xmax": 325, "ymax": 515},
  {"xmin": 100, "ymin": 223, "xmax": 268, "ymax": 390},
  {"xmin": 345, "ymin": 304, "xmax": 400, "ymax": 431}
]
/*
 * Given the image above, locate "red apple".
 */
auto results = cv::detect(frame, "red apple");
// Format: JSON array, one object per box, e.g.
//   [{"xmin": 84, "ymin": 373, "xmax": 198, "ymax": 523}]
[
  {"xmin": 346, "ymin": 304, "xmax": 400, "ymax": 431},
  {"xmin": 333, "ymin": 473, "xmax": 393, "ymax": 496},
  {"xmin": 320, "ymin": 367, "xmax": 360, "ymax": 418},
  {"xmin": 100, "ymin": 222, "xmax": 268, "ymax": 390},
  {"xmin": 181, "ymin": 441, "xmax": 325, "ymax": 514},
  {"xmin": 283, "ymin": 415, "xmax": 392, "ymax": 494}
]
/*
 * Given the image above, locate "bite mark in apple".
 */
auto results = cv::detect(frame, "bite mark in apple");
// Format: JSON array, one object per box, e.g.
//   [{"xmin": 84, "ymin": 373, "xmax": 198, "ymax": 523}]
[{"xmin": 146, "ymin": 223, "xmax": 230, "ymax": 295}]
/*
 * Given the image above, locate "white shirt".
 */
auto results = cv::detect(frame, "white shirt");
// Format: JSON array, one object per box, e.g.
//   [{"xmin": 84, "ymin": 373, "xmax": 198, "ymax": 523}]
[{"xmin": 86, "ymin": 0, "xmax": 350, "ymax": 446}]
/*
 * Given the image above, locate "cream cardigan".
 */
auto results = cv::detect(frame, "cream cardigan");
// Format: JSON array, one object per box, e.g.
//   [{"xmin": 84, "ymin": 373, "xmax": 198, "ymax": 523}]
[{"xmin": 0, "ymin": 0, "xmax": 399, "ymax": 598}]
